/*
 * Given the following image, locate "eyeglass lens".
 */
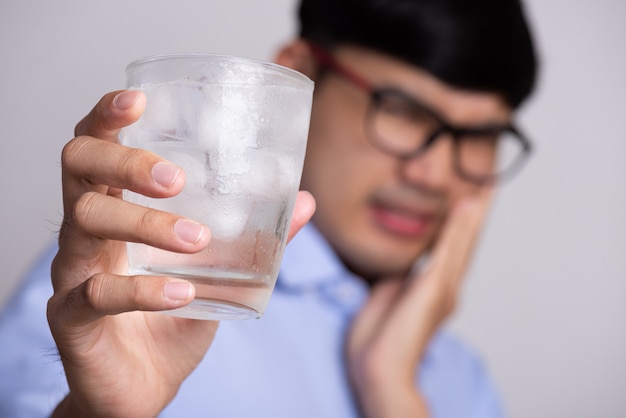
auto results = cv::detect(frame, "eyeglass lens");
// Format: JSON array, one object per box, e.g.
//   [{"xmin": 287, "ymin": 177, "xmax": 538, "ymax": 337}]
[{"xmin": 369, "ymin": 91, "xmax": 526, "ymax": 181}]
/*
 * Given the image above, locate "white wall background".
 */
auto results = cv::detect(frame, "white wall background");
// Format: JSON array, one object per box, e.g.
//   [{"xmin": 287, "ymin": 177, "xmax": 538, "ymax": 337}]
[{"xmin": 1, "ymin": 1, "xmax": 624, "ymax": 417}]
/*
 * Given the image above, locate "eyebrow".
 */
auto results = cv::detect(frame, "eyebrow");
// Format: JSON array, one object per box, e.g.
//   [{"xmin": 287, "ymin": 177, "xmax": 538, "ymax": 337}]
[{"xmin": 378, "ymin": 86, "xmax": 513, "ymax": 134}]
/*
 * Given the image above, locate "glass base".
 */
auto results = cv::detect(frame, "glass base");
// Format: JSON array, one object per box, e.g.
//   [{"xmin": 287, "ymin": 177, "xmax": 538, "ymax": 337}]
[{"xmin": 162, "ymin": 298, "xmax": 261, "ymax": 321}]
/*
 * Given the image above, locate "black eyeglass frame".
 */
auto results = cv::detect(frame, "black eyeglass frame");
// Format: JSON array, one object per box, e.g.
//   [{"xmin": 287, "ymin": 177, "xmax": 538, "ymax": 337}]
[{"xmin": 307, "ymin": 42, "xmax": 533, "ymax": 185}]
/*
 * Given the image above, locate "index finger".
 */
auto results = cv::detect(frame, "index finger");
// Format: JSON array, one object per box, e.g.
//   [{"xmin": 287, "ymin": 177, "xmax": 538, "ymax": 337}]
[
  {"xmin": 423, "ymin": 187, "xmax": 493, "ymax": 286},
  {"xmin": 74, "ymin": 90, "xmax": 146, "ymax": 142}
]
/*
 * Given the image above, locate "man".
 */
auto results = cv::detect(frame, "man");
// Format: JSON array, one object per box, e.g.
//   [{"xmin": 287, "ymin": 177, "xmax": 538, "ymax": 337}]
[{"xmin": 0, "ymin": 0, "xmax": 537, "ymax": 416}]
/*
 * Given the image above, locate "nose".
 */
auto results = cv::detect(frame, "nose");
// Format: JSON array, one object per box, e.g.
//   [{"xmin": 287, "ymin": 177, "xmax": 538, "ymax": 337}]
[{"xmin": 397, "ymin": 132, "xmax": 456, "ymax": 192}]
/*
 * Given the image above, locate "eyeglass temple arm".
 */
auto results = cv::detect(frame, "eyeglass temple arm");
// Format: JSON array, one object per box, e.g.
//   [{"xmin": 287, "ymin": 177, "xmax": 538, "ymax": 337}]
[{"xmin": 306, "ymin": 41, "xmax": 374, "ymax": 93}]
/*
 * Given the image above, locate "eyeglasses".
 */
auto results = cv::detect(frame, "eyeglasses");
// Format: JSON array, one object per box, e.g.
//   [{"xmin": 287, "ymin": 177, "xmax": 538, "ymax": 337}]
[{"xmin": 307, "ymin": 42, "xmax": 533, "ymax": 185}]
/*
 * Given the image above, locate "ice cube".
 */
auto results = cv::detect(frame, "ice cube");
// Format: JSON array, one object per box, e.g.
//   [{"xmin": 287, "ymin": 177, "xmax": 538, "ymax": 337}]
[
  {"xmin": 243, "ymin": 150, "xmax": 295, "ymax": 197},
  {"xmin": 196, "ymin": 86, "xmax": 262, "ymax": 196},
  {"xmin": 205, "ymin": 194, "xmax": 248, "ymax": 239}
]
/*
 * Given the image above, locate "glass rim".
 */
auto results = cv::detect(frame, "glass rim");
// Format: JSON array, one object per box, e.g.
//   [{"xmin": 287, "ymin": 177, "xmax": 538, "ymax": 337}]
[{"xmin": 125, "ymin": 52, "xmax": 314, "ymax": 89}]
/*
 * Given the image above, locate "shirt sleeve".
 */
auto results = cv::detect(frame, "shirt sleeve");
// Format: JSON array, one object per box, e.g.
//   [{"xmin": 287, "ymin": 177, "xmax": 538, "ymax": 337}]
[{"xmin": 0, "ymin": 245, "xmax": 68, "ymax": 418}]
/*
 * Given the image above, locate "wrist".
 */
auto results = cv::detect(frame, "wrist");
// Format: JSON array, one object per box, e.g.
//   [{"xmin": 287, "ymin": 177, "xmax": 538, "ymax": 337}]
[
  {"xmin": 359, "ymin": 386, "xmax": 430, "ymax": 418},
  {"xmin": 351, "ymin": 370, "xmax": 430, "ymax": 418}
]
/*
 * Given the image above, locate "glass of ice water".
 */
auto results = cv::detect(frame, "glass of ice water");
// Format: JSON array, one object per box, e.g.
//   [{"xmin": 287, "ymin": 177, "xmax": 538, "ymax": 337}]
[{"xmin": 119, "ymin": 53, "xmax": 313, "ymax": 320}]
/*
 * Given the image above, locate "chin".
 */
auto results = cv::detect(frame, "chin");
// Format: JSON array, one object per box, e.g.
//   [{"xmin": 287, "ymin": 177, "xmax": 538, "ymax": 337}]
[{"xmin": 338, "ymin": 241, "xmax": 423, "ymax": 281}]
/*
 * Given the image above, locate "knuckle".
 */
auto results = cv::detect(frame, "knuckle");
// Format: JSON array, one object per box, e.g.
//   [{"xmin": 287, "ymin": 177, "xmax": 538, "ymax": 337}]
[
  {"xmin": 73, "ymin": 191, "xmax": 102, "ymax": 227},
  {"xmin": 83, "ymin": 273, "xmax": 107, "ymax": 312},
  {"xmin": 74, "ymin": 94, "xmax": 109, "ymax": 137},
  {"xmin": 137, "ymin": 209, "xmax": 164, "ymax": 235},
  {"xmin": 117, "ymin": 147, "xmax": 145, "ymax": 177},
  {"xmin": 74, "ymin": 118, "xmax": 87, "ymax": 137},
  {"xmin": 117, "ymin": 147, "xmax": 157, "ymax": 190},
  {"xmin": 83, "ymin": 274, "xmax": 153, "ymax": 315},
  {"xmin": 61, "ymin": 136, "xmax": 91, "ymax": 169}
]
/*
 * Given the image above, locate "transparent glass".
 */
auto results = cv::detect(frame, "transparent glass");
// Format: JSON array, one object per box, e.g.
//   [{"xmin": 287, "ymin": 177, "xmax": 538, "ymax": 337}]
[{"xmin": 120, "ymin": 53, "xmax": 314, "ymax": 320}]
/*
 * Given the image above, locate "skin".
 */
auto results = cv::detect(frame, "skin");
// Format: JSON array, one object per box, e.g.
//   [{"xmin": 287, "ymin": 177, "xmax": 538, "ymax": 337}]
[{"xmin": 49, "ymin": 40, "xmax": 511, "ymax": 418}]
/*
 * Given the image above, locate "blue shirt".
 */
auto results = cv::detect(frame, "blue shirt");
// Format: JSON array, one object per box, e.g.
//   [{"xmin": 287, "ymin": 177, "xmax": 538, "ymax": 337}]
[{"xmin": 0, "ymin": 224, "xmax": 505, "ymax": 417}]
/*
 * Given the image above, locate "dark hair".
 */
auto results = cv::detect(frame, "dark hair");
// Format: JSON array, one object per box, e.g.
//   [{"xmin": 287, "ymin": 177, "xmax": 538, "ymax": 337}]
[{"xmin": 298, "ymin": 0, "xmax": 538, "ymax": 108}]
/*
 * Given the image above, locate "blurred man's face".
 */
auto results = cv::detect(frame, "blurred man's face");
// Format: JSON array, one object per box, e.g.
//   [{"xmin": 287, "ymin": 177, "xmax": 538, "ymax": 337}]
[{"xmin": 298, "ymin": 45, "xmax": 512, "ymax": 280}]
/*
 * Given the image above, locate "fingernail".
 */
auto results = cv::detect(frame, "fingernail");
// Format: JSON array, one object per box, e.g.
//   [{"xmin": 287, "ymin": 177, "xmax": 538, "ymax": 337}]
[
  {"xmin": 113, "ymin": 90, "xmax": 139, "ymax": 110},
  {"xmin": 152, "ymin": 162, "xmax": 181, "ymax": 188},
  {"xmin": 174, "ymin": 219, "xmax": 205, "ymax": 244},
  {"xmin": 164, "ymin": 281, "xmax": 192, "ymax": 301}
]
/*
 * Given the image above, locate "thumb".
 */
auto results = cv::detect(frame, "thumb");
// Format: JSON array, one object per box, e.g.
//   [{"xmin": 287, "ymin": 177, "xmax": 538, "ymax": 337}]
[{"xmin": 48, "ymin": 273, "xmax": 195, "ymax": 328}]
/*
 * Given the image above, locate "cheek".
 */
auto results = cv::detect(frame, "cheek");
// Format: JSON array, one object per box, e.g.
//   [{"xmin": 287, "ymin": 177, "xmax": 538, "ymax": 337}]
[
  {"xmin": 302, "ymin": 131, "xmax": 376, "ymax": 217},
  {"xmin": 301, "ymin": 89, "xmax": 380, "ymax": 203},
  {"xmin": 301, "ymin": 116, "xmax": 393, "ymax": 243}
]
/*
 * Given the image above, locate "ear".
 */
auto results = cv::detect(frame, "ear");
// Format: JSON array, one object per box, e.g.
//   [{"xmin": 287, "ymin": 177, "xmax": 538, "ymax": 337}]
[{"xmin": 274, "ymin": 39, "xmax": 318, "ymax": 80}]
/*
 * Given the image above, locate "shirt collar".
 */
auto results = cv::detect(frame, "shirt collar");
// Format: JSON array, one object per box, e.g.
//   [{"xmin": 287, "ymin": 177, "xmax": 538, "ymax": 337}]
[{"xmin": 277, "ymin": 222, "xmax": 347, "ymax": 290}]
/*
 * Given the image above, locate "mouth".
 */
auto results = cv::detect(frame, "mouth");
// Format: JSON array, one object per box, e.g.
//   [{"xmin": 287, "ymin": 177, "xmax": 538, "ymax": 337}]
[{"xmin": 370, "ymin": 199, "xmax": 438, "ymax": 238}]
